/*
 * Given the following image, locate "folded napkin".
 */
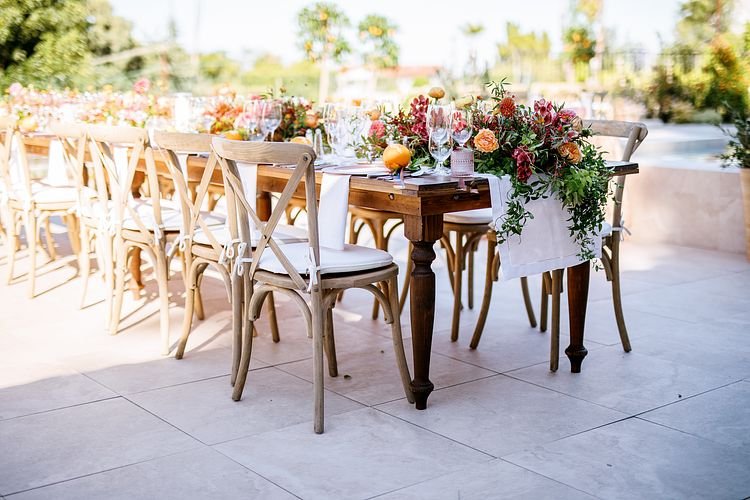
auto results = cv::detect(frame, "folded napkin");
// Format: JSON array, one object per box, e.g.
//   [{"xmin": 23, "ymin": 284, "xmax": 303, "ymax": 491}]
[
  {"xmin": 317, "ymin": 173, "xmax": 350, "ymax": 250},
  {"xmin": 483, "ymin": 174, "xmax": 601, "ymax": 281},
  {"xmin": 236, "ymin": 162, "xmax": 258, "ymax": 235},
  {"xmin": 45, "ymin": 139, "xmax": 69, "ymax": 186}
]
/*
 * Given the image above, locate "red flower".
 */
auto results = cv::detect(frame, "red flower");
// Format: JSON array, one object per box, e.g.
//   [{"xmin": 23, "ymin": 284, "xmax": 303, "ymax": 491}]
[
  {"xmin": 533, "ymin": 99, "xmax": 556, "ymax": 126},
  {"xmin": 133, "ymin": 78, "xmax": 151, "ymax": 95},
  {"xmin": 512, "ymin": 146, "xmax": 535, "ymax": 182},
  {"xmin": 498, "ymin": 96, "xmax": 516, "ymax": 118}
]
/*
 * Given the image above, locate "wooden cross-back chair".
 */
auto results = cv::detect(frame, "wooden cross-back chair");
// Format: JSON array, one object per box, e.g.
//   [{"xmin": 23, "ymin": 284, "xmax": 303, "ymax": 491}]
[
  {"xmin": 0, "ymin": 118, "xmax": 88, "ymax": 297},
  {"xmin": 87, "ymin": 124, "xmax": 184, "ymax": 354},
  {"xmin": 213, "ymin": 137, "xmax": 412, "ymax": 433},
  {"xmin": 153, "ymin": 131, "xmax": 302, "ymax": 384},
  {"xmin": 469, "ymin": 120, "xmax": 648, "ymax": 372}
]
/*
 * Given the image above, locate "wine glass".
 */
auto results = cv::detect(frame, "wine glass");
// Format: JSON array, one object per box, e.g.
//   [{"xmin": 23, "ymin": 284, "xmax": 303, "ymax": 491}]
[
  {"xmin": 429, "ymin": 131, "xmax": 453, "ymax": 176},
  {"xmin": 451, "ymin": 108, "xmax": 473, "ymax": 149},
  {"xmin": 242, "ymin": 100, "xmax": 265, "ymax": 142},
  {"xmin": 427, "ymin": 104, "xmax": 452, "ymax": 144},
  {"xmin": 260, "ymin": 100, "xmax": 282, "ymax": 141}
]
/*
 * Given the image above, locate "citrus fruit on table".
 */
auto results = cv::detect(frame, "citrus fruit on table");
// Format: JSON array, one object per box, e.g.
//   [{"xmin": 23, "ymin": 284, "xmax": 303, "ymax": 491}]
[
  {"xmin": 290, "ymin": 136, "xmax": 312, "ymax": 145},
  {"xmin": 382, "ymin": 144, "xmax": 412, "ymax": 171},
  {"xmin": 222, "ymin": 130, "xmax": 242, "ymax": 141}
]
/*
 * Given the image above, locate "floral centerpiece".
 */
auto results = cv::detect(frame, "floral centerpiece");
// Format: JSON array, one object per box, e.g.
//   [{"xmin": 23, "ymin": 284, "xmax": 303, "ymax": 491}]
[{"xmin": 471, "ymin": 80, "xmax": 611, "ymax": 260}]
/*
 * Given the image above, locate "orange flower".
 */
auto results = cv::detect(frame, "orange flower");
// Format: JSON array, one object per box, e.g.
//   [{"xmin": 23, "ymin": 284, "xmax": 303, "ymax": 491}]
[
  {"xmin": 473, "ymin": 128, "xmax": 499, "ymax": 153},
  {"xmin": 428, "ymin": 87, "xmax": 445, "ymax": 99},
  {"xmin": 558, "ymin": 142, "xmax": 582, "ymax": 164},
  {"xmin": 498, "ymin": 96, "xmax": 516, "ymax": 118}
]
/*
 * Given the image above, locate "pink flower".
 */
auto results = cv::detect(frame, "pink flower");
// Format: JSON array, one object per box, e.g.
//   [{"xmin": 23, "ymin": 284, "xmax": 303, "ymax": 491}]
[
  {"xmin": 533, "ymin": 99, "xmax": 556, "ymax": 126},
  {"xmin": 133, "ymin": 78, "xmax": 151, "ymax": 95},
  {"xmin": 8, "ymin": 82, "xmax": 23, "ymax": 97},
  {"xmin": 369, "ymin": 119, "xmax": 385, "ymax": 139},
  {"xmin": 512, "ymin": 146, "xmax": 535, "ymax": 182},
  {"xmin": 557, "ymin": 108, "xmax": 577, "ymax": 123}
]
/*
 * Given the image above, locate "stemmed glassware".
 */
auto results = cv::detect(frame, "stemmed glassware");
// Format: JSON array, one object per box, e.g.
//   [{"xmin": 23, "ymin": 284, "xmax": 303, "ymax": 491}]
[
  {"xmin": 260, "ymin": 100, "xmax": 282, "ymax": 141},
  {"xmin": 426, "ymin": 103, "xmax": 453, "ymax": 175},
  {"xmin": 451, "ymin": 108, "xmax": 473, "ymax": 149},
  {"xmin": 242, "ymin": 100, "xmax": 265, "ymax": 141}
]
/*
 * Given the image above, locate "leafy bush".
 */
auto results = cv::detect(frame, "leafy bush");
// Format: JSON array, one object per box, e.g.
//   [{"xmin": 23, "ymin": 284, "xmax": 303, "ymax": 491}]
[{"xmin": 702, "ymin": 37, "xmax": 749, "ymax": 120}]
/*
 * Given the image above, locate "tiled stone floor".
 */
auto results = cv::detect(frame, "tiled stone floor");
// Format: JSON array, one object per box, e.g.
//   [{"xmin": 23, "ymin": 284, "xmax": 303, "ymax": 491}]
[{"xmin": 1, "ymin": 222, "xmax": 749, "ymax": 499}]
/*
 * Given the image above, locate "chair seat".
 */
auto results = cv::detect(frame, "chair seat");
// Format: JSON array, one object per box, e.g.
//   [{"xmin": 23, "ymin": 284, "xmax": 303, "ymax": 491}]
[
  {"xmin": 10, "ymin": 183, "xmax": 95, "ymax": 207},
  {"xmin": 258, "ymin": 242, "xmax": 393, "ymax": 276},
  {"xmin": 444, "ymin": 208, "xmax": 493, "ymax": 225},
  {"xmin": 193, "ymin": 223, "xmax": 308, "ymax": 246},
  {"xmin": 120, "ymin": 200, "xmax": 221, "ymax": 233}
]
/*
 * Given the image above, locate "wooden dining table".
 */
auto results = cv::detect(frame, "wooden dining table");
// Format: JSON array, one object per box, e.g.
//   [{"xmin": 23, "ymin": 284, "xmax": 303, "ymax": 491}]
[
  {"xmin": 22, "ymin": 133, "xmax": 638, "ymax": 410},
  {"xmin": 251, "ymin": 161, "xmax": 638, "ymax": 409}
]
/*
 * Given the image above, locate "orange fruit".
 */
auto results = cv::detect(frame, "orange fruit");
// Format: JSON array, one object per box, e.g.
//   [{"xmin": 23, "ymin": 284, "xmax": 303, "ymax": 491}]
[
  {"xmin": 382, "ymin": 144, "xmax": 411, "ymax": 171},
  {"xmin": 223, "ymin": 130, "xmax": 242, "ymax": 141},
  {"xmin": 290, "ymin": 136, "xmax": 312, "ymax": 145},
  {"xmin": 18, "ymin": 116, "xmax": 39, "ymax": 133}
]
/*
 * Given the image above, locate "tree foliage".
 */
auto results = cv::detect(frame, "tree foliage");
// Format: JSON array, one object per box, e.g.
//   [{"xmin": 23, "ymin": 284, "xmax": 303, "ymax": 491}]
[
  {"xmin": 297, "ymin": 2, "xmax": 350, "ymax": 64},
  {"xmin": 358, "ymin": 14, "xmax": 398, "ymax": 69},
  {"xmin": 0, "ymin": 0, "xmax": 90, "ymax": 88}
]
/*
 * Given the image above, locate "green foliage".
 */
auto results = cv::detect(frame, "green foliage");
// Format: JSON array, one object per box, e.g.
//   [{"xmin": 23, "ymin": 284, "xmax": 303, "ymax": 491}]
[
  {"xmin": 296, "ymin": 2, "xmax": 350, "ymax": 64},
  {"xmin": 357, "ymin": 15, "xmax": 398, "ymax": 69},
  {"xmin": 563, "ymin": 26, "xmax": 596, "ymax": 65},
  {"xmin": 720, "ymin": 106, "xmax": 750, "ymax": 168},
  {"xmin": 676, "ymin": 0, "xmax": 734, "ymax": 47},
  {"xmin": 702, "ymin": 37, "xmax": 749, "ymax": 120},
  {"xmin": 200, "ymin": 52, "xmax": 240, "ymax": 83},
  {"xmin": 0, "ymin": 0, "xmax": 90, "ymax": 88}
]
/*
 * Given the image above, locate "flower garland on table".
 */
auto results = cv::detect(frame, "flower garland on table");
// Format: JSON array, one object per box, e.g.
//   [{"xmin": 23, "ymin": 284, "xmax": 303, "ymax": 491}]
[{"xmin": 471, "ymin": 80, "xmax": 612, "ymax": 261}]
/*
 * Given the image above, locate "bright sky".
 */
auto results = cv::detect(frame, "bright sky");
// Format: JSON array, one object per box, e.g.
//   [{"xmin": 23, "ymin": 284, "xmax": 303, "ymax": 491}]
[{"xmin": 108, "ymin": 0, "xmax": 742, "ymax": 69}]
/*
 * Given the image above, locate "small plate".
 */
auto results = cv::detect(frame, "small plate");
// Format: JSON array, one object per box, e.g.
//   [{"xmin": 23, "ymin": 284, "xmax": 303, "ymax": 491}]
[{"xmin": 322, "ymin": 165, "xmax": 391, "ymax": 176}]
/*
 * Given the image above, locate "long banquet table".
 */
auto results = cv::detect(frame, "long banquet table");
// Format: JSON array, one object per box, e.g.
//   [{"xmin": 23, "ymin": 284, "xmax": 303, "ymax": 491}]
[{"xmin": 22, "ymin": 134, "xmax": 638, "ymax": 410}]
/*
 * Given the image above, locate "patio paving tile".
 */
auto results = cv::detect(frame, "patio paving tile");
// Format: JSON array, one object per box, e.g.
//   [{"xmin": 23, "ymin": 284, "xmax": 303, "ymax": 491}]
[
  {"xmin": 277, "ymin": 336, "xmax": 495, "ymax": 406},
  {"xmin": 374, "ymin": 458, "xmax": 597, "ymax": 500},
  {"xmin": 0, "ymin": 359, "xmax": 115, "ymax": 420},
  {"xmin": 214, "ymin": 408, "xmax": 491, "ymax": 500},
  {"xmin": 0, "ymin": 398, "xmax": 200, "ymax": 496},
  {"xmin": 640, "ymin": 380, "xmax": 750, "ymax": 452},
  {"xmin": 504, "ymin": 418, "xmax": 750, "ymax": 500},
  {"xmin": 377, "ymin": 374, "xmax": 626, "ymax": 457},
  {"xmin": 7, "ymin": 447, "xmax": 296, "ymax": 500},
  {"xmin": 129, "ymin": 368, "xmax": 363, "ymax": 445},
  {"xmin": 507, "ymin": 345, "xmax": 741, "ymax": 415}
]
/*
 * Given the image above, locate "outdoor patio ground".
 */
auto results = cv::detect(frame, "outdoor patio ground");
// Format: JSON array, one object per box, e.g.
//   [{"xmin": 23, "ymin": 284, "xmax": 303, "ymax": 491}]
[{"xmin": 1, "ymin": 221, "xmax": 749, "ymax": 499}]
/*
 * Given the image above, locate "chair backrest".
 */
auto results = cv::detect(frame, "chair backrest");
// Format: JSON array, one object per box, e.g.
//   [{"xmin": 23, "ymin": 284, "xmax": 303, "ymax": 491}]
[
  {"xmin": 152, "ymin": 131, "xmax": 223, "ymax": 254},
  {"xmin": 86, "ymin": 124, "xmax": 164, "ymax": 240},
  {"xmin": 49, "ymin": 121, "xmax": 88, "ymax": 193},
  {"xmin": 211, "ymin": 138, "xmax": 317, "ymax": 291},
  {"xmin": 585, "ymin": 119, "xmax": 648, "ymax": 229},
  {"xmin": 0, "ymin": 115, "xmax": 17, "ymax": 195}
]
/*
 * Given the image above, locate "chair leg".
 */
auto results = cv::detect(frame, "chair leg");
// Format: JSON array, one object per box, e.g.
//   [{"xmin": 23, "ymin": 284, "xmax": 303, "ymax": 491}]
[
  {"xmin": 539, "ymin": 275, "xmax": 549, "ymax": 333},
  {"xmin": 175, "ymin": 261, "xmax": 200, "ymax": 361},
  {"xmin": 109, "ymin": 242, "xmax": 128, "ymax": 336},
  {"xmin": 78, "ymin": 225, "xmax": 91, "ymax": 308},
  {"xmin": 232, "ymin": 288, "xmax": 254, "ymax": 402},
  {"xmin": 398, "ymin": 242, "xmax": 413, "ymax": 314},
  {"xmin": 155, "ymin": 248, "xmax": 171, "ymax": 355},
  {"xmin": 25, "ymin": 212, "xmax": 37, "ymax": 298},
  {"xmin": 467, "ymin": 239, "xmax": 476, "ymax": 310},
  {"xmin": 193, "ymin": 280, "xmax": 206, "ymax": 320},
  {"xmin": 101, "ymin": 233, "xmax": 115, "ymax": 329},
  {"xmin": 323, "ymin": 307, "xmax": 338, "ymax": 377},
  {"xmin": 450, "ymin": 231, "xmax": 464, "ymax": 342},
  {"xmin": 267, "ymin": 292, "xmax": 280, "ymax": 343},
  {"xmin": 6, "ymin": 211, "xmax": 18, "ymax": 284},
  {"xmin": 609, "ymin": 240, "xmax": 632, "ymax": 352},
  {"xmin": 371, "ymin": 222, "xmax": 387, "ymax": 320},
  {"xmin": 231, "ymin": 270, "xmax": 246, "ymax": 386},
  {"xmin": 43, "ymin": 216, "xmax": 57, "ymax": 261},
  {"xmin": 311, "ymin": 292, "xmax": 325, "ymax": 434},
  {"xmin": 549, "ymin": 269, "xmax": 563, "ymax": 372},
  {"xmin": 386, "ymin": 277, "xmax": 414, "ymax": 403},
  {"xmin": 469, "ymin": 236, "xmax": 496, "ymax": 350},
  {"xmin": 64, "ymin": 213, "xmax": 81, "ymax": 257},
  {"xmin": 520, "ymin": 276, "xmax": 537, "ymax": 327}
]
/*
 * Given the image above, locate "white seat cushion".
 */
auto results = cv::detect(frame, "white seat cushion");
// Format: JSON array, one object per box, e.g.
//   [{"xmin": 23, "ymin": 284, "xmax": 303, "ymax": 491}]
[
  {"xmin": 120, "ymin": 200, "xmax": 224, "ymax": 233},
  {"xmin": 444, "ymin": 208, "xmax": 493, "ymax": 225},
  {"xmin": 10, "ymin": 183, "xmax": 95, "ymax": 206},
  {"xmin": 600, "ymin": 221, "xmax": 613, "ymax": 237},
  {"xmin": 258, "ymin": 242, "xmax": 392, "ymax": 276},
  {"xmin": 193, "ymin": 224, "xmax": 308, "ymax": 246}
]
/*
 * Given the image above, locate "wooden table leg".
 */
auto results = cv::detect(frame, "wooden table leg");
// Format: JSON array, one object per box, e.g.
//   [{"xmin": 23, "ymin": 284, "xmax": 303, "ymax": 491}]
[
  {"xmin": 404, "ymin": 214, "xmax": 443, "ymax": 410},
  {"xmin": 565, "ymin": 261, "xmax": 590, "ymax": 372}
]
